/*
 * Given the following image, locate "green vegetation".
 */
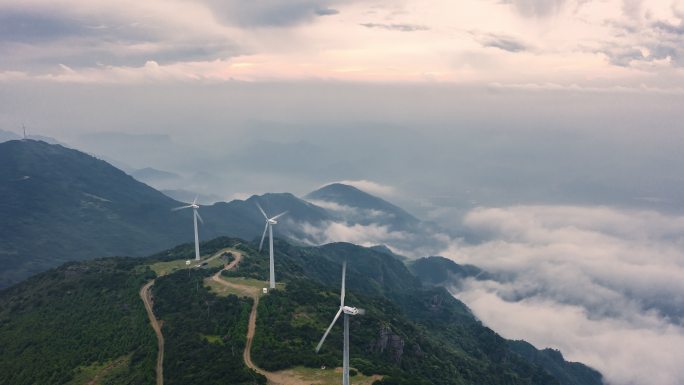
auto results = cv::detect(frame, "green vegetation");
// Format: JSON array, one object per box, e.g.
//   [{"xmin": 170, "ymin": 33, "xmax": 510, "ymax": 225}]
[
  {"xmin": 0, "ymin": 258, "xmax": 156, "ymax": 385},
  {"xmin": 152, "ymin": 267, "xmax": 265, "ymax": 385},
  {"xmin": 66, "ymin": 355, "xmax": 131, "ymax": 385},
  {"xmin": 252, "ymin": 280, "xmax": 556, "ymax": 385},
  {"xmin": 0, "ymin": 236, "xmax": 603, "ymax": 385}
]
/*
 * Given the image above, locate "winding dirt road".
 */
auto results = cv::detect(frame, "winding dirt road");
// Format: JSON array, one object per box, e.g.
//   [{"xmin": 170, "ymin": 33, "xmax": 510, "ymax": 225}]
[
  {"xmin": 140, "ymin": 280, "xmax": 164, "ymax": 385},
  {"xmin": 211, "ymin": 252, "xmax": 306, "ymax": 385},
  {"xmin": 140, "ymin": 247, "xmax": 236, "ymax": 385},
  {"xmin": 142, "ymin": 248, "xmax": 319, "ymax": 385}
]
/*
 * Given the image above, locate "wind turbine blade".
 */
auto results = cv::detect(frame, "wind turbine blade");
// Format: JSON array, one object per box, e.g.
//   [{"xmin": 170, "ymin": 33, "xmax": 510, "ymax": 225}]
[
  {"xmin": 271, "ymin": 211, "xmax": 288, "ymax": 221},
  {"xmin": 255, "ymin": 202, "xmax": 268, "ymax": 219},
  {"xmin": 315, "ymin": 307, "xmax": 343, "ymax": 353},
  {"xmin": 192, "ymin": 195, "xmax": 198, "ymax": 205},
  {"xmin": 195, "ymin": 210, "xmax": 204, "ymax": 224},
  {"xmin": 172, "ymin": 205, "xmax": 192, "ymax": 211},
  {"xmin": 340, "ymin": 261, "xmax": 346, "ymax": 307},
  {"xmin": 258, "ymin": 221, "xmax": 268, "ymax": 252}
]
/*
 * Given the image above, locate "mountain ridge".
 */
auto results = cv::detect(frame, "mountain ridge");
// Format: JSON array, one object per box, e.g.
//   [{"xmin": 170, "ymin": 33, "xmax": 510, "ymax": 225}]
[
  {"xmin": 0, "ymin": 140, "xmax": 430, "ymax": 287},
  {"xmin": 0, "ymin": 236, "xmax": 603, "ymax": 385}
]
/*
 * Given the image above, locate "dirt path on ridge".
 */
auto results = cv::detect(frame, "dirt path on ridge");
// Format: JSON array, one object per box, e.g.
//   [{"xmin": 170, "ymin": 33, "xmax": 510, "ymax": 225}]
[
  {"xmin": 211, "ymin": 252, "xmax": 315, "ymax": 385},
  {"xmin": 140, "ymin": 247, "xmax": 236, "ymax": 385},
  {"xmin": 140, "ymin": 280, "xmax": 164, "ymax": 385}
]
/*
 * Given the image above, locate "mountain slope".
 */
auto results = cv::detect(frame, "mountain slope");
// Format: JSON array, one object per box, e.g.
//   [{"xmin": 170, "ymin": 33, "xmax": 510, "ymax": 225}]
[
  {"xmin": 408, "ymin": 256, "xmax": 602, "ymax": 385},
  {"xmin": 410, "ymin": 256, "xmax": 492, "ymax": 286},
  {"xmin": 0, "ymin": 140, "xmax": 333, "ymax": 287},
  {"xmin": 0, "ymin": 129, "xmax": 20, "ymax": 142},
  {"xmin": 305, "ymin": 183, "xmax": 419, "ymax": 229},
  {"xmin": 0, "ymin": 139, "xmax": 194, "ymax": 287},
  {"xmin": 0, "ymin": 236, "xmax": 603, "ymax": 385}
]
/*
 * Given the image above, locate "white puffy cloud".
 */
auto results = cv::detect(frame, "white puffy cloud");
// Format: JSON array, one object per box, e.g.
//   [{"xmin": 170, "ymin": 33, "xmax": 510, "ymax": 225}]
[
  {"xmin": 441, "ymin": 205, "xmax": 684, "ymax": 385},
  {"xmin": 296, "ymin": 220, "xmax": 406, "ymax": 248}
]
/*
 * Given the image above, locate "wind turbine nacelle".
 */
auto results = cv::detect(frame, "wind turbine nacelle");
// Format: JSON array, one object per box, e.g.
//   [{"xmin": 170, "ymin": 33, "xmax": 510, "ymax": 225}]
[
  {"xmin": 342, "ymin": 306, "xmax": 359, "ymax": 315},
  {"xmin": 268, "ymin": 219, "xmax": 278, "ymax": 225}
]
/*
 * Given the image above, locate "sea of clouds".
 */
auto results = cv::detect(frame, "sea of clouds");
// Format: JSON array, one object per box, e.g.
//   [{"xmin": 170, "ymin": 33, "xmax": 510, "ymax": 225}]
[
  {"xmin": 441, "ymin": 205, "xmax": 684, "ymax": 385},
  {"xmin": 298, "ymin": 203, "xmax": 684, "ymax": 385}
]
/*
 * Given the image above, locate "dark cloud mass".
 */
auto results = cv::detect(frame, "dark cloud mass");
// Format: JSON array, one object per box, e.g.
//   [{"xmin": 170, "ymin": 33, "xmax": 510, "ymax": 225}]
[
  {"xmin": 359, "ymin": 23, "xmax": 429, "ymax": 32},
  {"xmin": 204, "ymin": 0, "xmax": 344, "ymax": 27},
  {"xmin": 0, "ymin": 10, "xmax": 84, "ymax": 43},
  {"xmin": 0, "ymin": 4, "xmax": 240, "ymax": 70}
]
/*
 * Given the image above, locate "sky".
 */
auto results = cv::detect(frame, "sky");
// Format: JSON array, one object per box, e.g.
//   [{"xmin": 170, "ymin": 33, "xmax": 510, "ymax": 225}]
[
  {"xmin": 2, "ymin": 1, "xmax": 684, "ymax": 385},
  {"xmin": 1, "ymin": 0, "xmax": 684, "ymax": 86}
]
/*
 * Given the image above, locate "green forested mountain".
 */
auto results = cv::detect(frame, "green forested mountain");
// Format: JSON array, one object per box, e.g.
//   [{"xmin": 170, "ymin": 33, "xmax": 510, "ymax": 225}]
[
  {"xmin": 0, "ymin": 236, "xmax": 602, "ymax": 385},
  {"xmin": 409, "ymin": 256, "xmax": 491, "ymax": 286}
]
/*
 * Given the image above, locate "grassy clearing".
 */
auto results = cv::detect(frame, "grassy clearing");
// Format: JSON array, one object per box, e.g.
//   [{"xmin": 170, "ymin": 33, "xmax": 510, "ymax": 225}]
[
  {"xmin": 201, "ymin": 334, "xmax": 224, "ymax": 345},
  {"xmin": 274, "ymin": 366, "xmax": 382, "ymax": 385},
  {"xmin": 66, "ymin": 355, "xmax": 130, "ymax": 385},
  {"xmin": 149, "ymin": 248, "xmax": 235, "ymax": 276},
  {"xmin": 205, "ymin": 276, "xmax": 285, "ymax": 298}
]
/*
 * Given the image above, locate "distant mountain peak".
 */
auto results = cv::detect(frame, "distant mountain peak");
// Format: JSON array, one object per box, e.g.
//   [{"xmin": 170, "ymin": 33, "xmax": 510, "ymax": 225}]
[{"xmin": 305, "ymin": 182, "xmax": 419, "ymax": 227}]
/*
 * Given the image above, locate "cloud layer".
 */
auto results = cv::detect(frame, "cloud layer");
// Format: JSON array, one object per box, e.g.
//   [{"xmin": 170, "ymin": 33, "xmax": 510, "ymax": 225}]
[
  {"xmin": 442, "ymin": 205, "xmax": 684, "ymax": 385},
  {"xmin": 2, "ymin": 0, "xmax": 684, "ymax": 87}
]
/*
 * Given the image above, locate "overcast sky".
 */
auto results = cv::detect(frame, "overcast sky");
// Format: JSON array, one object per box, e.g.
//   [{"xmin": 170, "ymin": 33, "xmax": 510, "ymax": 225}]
[{"xmin": 2, "ymin": 2, "xmax": 684, "ymax": 385}]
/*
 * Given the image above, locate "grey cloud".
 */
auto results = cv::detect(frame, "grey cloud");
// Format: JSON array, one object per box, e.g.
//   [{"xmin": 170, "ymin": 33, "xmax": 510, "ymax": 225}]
[
  {"xmin": 652, "ymin": 20, "xmax": 684, "ymax": 35},
  {"xmin": 0, "ymin": 5, "xmax": 240, "ymax": 70},
  {"xmin": 601, "ymin": 45, "xmax": 646, "ymax": 66},
  {"xmin": 204, "ymin": 0, "xmax": 344, "ymax": 27},
  {"xmin": 476, "ymin": 33, "xmax": 528, "ymax": 52},
  {"xmin": 315, "ymin": 8, "xmax": 340, "ymax": 16},
  {"xmin": 500, "ymin": 0, "xmax": 566, "ymax": 17},
  {"xmin": 0, "ymin": 10, "xmax": 85, "ymax": 43},
  {"xmin": 600, "ymin": 12, "xmax": 684, "ymax": 67},
  {"xmin": 359, "ymin": 23, "xmax": 429, "ymax": 32}
]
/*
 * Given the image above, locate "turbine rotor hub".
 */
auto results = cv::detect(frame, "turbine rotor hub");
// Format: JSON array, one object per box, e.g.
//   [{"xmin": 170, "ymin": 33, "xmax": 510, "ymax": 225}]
[{"xmin": 342, "ymin": 306, "xmax": 359, "ymax": 315}]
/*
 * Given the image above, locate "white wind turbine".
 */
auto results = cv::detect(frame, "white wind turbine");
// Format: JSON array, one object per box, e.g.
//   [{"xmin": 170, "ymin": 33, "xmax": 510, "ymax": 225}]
[
  {"xmin": 256, "ymin": 202, "xmax": 287, "ymax": 289},
  {"xmin": 316, "ymin": 261, "xmax": 364, "ymax": 385},
  {"xmin": 173, "ymin": 197, "xmax": 203, "ymax": 261}
]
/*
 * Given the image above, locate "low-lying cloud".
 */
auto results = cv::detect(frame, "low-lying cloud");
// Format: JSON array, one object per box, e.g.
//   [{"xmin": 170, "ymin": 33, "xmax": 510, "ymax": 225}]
[
  {"xmin": 333, "ymin": 179, "xmax": 397, "ymax": 198},
  {"xmin": 441, "ymin": 205, "xmax": 684, "ymax": 385}
]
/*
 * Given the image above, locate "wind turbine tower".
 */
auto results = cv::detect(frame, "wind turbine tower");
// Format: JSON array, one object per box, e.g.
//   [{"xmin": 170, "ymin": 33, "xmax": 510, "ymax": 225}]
[
  {"xmin": 316, "ymin": 261, "xmax": 364, "ymax": 385},
  {"xmin": 256, "ymin": 202, "xmax": 287, "ymax": 289},
  {"xmin": 173, "ymin": 197, "xmax": 203, "ymax": 261}
]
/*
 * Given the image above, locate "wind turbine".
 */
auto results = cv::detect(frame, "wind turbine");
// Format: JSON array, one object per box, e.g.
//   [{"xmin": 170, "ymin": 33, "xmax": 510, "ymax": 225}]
[
  {"xmin": 173, "ymin": 197, "xmax": 203, "ymax": 261},
  {"xmin": 256, "ymin": 202, "xmax": 287, "ymax": 289},
  {"xmin": 316, "ymin": 261, "xmax": 364, "ymax": 385}
]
